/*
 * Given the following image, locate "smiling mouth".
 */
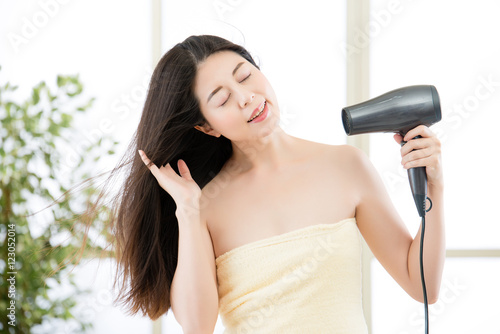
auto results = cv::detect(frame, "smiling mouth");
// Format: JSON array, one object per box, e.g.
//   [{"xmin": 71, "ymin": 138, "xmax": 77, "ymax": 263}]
[{"xmin": 248, "ymin": 101, "xmax": 266, "ymax": 123}]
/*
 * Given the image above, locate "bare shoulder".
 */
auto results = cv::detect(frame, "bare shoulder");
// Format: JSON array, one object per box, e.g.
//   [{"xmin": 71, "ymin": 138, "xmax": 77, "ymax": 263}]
[
  {"xmin": 273, "ymin": 136, "xmax": 371, "ymax": 173},
  {"xmin": 331, "ymin": 144, "xmax": 373, "ymax": 170},
  {"xmin": 325, "ymin": 143, "xmax": 363, "ymax": 159},
  {"xmin": 308, "ymin": 140, "xmax": 368, "ymax": 169},
  {"xmin": 333, "ymin": 144, "xmax": 380, "ymax": 186},
  {"xmin": 317, "ymin": 143, "xmax": 380, "ymax": 201}
]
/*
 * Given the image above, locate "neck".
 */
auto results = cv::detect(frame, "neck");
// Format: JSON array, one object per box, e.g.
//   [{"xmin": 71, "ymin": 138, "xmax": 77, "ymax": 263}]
[{"xmin": 229, "ymin": 126, "xmax": 297, "ymax": 175}]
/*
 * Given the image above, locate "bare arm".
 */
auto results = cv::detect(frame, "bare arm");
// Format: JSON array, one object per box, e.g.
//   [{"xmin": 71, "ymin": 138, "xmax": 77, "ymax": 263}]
[
  {"xmin": 406, "ymin": 182, "xmax": 445, "ymax": 303},
  {"xmin": 346, "ymin": 125, "xmax": 445, "ymax": 303},
  {"xmin": 170, "ymin": 209, "xmax": 219, "ymax": 333}
]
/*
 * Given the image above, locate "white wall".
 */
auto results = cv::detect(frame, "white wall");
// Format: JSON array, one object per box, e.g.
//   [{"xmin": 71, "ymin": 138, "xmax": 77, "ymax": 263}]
[
  {"xmin": 368, "ymin": 1, "xmax": 500, "ymax": 333},
  {"xmin": 161, "ymin": 0, "xmax": 347, "ymax": 146}
]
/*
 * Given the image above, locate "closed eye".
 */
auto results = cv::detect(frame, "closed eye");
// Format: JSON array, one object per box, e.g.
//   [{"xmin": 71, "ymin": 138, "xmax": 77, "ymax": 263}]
[
  {"xmin": 220, "ymin": 94, "xmax": 230, "ymax": 107},
  {"xmin": 240, "ymin": 73, "xmax": 251, "ymax": 83},
  {"xmin": 220, "ymin": 73, "xmax": 251, "ymax": 107}
]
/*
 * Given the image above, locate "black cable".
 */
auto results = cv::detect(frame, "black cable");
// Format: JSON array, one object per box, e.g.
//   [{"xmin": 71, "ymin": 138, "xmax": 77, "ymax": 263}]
[
  {"xmin": 420, "ymin": 214, "xmax": 428, "ymax": 334},
  {"xmin": 421, "ymin": 197, "xmax": 432, "ymax": 334}
]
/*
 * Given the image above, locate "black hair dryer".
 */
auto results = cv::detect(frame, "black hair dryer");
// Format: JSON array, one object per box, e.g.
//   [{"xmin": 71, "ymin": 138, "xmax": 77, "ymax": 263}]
[{"xmin": 341, "ymin": 85, "xmax": 442, "ymax": 217}]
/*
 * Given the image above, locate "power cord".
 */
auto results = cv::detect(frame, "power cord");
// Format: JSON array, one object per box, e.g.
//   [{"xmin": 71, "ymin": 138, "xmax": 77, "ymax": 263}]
[{"xmin": 421, "ymin": 197, "xmax": 433, "ymax": 334}]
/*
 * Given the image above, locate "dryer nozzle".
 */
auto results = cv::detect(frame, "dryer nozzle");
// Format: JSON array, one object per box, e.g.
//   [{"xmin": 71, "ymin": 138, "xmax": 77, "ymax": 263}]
[{"xmin": 342, "ymin": 85, "xmax": 441, "ymax": 137}]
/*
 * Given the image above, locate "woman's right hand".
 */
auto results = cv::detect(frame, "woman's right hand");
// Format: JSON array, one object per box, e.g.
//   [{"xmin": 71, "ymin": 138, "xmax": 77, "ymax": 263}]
[{"xmin": 138, "ymin": 150, "xmax": 202, "ymax": 216}]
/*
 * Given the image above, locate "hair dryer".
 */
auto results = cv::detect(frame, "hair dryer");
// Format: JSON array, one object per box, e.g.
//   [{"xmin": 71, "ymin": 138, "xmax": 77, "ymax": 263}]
[{"xmin": 341, "ymin": 85, "xmax": 442, "ymax": 217}]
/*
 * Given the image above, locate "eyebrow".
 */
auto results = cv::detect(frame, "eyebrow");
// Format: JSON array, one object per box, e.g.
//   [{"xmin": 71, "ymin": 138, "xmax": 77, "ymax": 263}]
[{"xmin": 207, "ymin": 62, "xmax": 245, "ymax": 103}]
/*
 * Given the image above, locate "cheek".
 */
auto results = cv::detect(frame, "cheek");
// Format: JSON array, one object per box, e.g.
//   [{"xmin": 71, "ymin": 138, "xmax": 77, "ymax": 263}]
[
  {"xmin": 259, "ymin": 76, "xmax": 277, "ymax": 101},
  {"xmin": 207, "ymin": 109, "xmax": 244, "ymax": 132},
  {"xmin": 215, "ymin": 114, "xmax": 240, "ymax": 127}
]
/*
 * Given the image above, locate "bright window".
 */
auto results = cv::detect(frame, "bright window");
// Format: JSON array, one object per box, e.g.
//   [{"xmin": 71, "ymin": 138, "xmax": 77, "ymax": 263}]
[{"xmin": 369, "ymin": 0, "xmax": 500, "ymax": 332}]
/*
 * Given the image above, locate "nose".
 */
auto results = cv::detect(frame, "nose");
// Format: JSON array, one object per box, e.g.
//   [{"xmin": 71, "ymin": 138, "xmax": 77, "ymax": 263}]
[{"xmin": 237, "ymin": 87, "xmax": 255, "ymax": 108}]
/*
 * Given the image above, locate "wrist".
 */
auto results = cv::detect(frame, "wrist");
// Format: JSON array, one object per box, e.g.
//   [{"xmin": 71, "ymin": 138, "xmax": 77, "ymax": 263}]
[
  {"xmin": 175, "ymin": 204, "xmax": 201, "ymax": 221},
  {"xmin": 428, "ymin": 181, "xmax": 444, "ymax": 195}
]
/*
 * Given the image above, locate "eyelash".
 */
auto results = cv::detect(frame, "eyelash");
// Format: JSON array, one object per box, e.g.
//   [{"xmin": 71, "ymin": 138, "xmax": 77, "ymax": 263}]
[{"xmin": 220, "ymin": 74, "xmax": 252, "ymax": 107}]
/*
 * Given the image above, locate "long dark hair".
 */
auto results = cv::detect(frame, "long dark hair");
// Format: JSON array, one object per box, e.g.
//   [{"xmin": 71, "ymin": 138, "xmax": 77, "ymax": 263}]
[{"xmin": 106, "ymin": 35, "xmax": 260, "ymax": 320}]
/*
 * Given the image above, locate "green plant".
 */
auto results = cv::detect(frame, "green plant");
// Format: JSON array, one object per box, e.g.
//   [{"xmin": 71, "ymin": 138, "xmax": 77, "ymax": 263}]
[{"xmin": 0, "ymin": 67, "xmax": 118, "ymax": 333}]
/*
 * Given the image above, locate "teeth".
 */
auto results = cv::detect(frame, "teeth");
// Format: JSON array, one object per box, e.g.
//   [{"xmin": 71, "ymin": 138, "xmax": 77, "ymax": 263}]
[
  {"xmin": 259, "ymin": 101, "xmax": 265, "ymax": 112},
  {"xmin": 248, "ymin": 101, "xmax": 266, "ymax": 122}
]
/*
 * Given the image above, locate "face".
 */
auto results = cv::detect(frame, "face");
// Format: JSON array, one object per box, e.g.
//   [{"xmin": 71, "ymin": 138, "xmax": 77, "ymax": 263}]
[{"xmin": 193, "ymin": 51, "xmax": 280, "ymax": 141}]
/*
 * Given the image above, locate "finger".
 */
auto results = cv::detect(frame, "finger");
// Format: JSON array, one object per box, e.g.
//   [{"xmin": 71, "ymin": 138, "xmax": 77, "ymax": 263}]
[
  {"xmin": 401, "ymin": 147, "xmax": 433, "ymax": 166},
  {"xmin": 138, "ymin": 150, "xmax": 161, "ymax": 176},
  {"xmin": 400, "ymin": 137, "xmax": 434, "ymax": 156},
  {"xmin": 138, "ymin": 150, "xmax": 154, "ymax": 167},
  {"xmin": 139, "ymin": 150, "xmax": 182, "ymax": 179},
  {"xmin": 403, "ymin": 125, "xmax": 434, "ymax": 141},
  {"xmin": 394, "ymin": 133, "xmax": 404, "ymax": 145},
  {"xmin": 177, "ymin": 159, "xmax": 193, "ymax": 181},
  {"xmin": 403, "ymin": 154, "xmax": 439, "ymax": 170}
]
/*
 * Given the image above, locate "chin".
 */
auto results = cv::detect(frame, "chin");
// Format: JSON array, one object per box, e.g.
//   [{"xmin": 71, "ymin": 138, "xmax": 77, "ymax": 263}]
[{"xmin": 259, "ymin": 116, "xmax": 281, "ymax": 138}]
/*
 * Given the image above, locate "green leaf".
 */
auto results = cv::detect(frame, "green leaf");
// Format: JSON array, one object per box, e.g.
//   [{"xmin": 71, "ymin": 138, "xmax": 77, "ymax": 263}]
[
  {"xmin": 57, "ymin": 75, "xmax": 66, "ymax": 87},
  {"xmin": 67, "ymin": 82, "xmax": 83, "ymax": 97},
  {"xmin": 0, "ymin": 70, "xmax": 118, "ymax": 332},
  {"xmin": 60, "ymin": 113, "xmax": 73, "ymax": 128},
  {"xmin": 35, "ymin": 110, "xmax": 43, "ymax": 121},
  {"xmin": 77, "ymin": 97, "xmax": 95, "ymax": 112},
  {"xmin": 48, "ymin": 122, "xmax": 60, "ymax": 136},
  {"xmin": 32, "ymin": 87, "xmax": 40, "ymax": 104},
  {"xmin": 5, "ymin": 101, "xmax": 13, "ymax": 116}
]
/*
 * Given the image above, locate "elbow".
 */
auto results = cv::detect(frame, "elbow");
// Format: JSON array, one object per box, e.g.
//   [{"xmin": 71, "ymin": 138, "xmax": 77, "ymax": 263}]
[
  {"xmin": 171, "ymin": 291, "xmax": 219, "ymax": 332},
  {"xmin": 428, "ymin": 296, "xmax": 439, "ymax": 305},
  {"xmin": 183, "ymin": 330, "xmax": 208, "ymax": 334},
  {"xmin": 176, "ymin": 307, "xmax": 219, "ymax": 334},
  {"xmin": 410, "ymin": 284, "xmax": 441, "ymax": 305},
  {"xmin": 182, "ymin": 322, "xmax": 217, "ymax": 334},
  {"xmin": 426, "ymin": 281, "xmax": 442, "ymax": 305},
  {"xmin": 410, "ymin": 293, "xmax": 439, "ymax": 305},
  {"xmin": 427, "ymin": 288, "xmax": 440, "ymax": 305}
]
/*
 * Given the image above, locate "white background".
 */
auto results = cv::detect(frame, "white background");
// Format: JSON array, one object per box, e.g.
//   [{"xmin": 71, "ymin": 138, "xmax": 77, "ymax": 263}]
[
  {"xmin": 368, "ymin": 1, "xmax": 500, "ymax": 333},
  {"xmin": 1, "ymin": 0, "xmax": 499, "ymax": 333}
]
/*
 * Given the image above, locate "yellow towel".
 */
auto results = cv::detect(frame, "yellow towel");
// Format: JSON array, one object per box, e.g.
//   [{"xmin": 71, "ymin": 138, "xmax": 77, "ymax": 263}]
[{"xmin": 215, "ymin": 218, "xmax": 368, "ymax": 334}]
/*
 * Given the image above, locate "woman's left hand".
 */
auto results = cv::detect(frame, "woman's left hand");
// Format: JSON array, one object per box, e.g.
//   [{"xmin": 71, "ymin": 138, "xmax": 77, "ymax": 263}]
[{"xmin": 394, "ymin": 125, "xmax": 443, "ymax": 189}]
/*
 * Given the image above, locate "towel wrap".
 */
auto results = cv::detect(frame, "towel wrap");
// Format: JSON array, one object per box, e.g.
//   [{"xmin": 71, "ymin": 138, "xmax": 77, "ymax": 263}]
[{"xmin": 215, "ymin": 217, "xmax": 368, "ymax": 333}]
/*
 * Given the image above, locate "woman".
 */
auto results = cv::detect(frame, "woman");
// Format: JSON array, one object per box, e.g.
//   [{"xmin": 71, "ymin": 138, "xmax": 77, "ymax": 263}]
[{"xmin": 115, "ymin": 35, "xmax": 444, "ymax": 333}]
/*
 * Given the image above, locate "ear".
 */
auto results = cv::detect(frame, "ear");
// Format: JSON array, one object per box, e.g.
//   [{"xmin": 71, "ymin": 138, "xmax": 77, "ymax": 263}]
[{"xmin": 194, "ymin": 123, "xmax": 221, "ymax": 137}]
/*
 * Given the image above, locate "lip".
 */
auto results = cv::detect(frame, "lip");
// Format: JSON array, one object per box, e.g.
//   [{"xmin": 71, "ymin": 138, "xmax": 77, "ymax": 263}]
[{"xmin": 248, "ymin": 101, "xmax": 268, "ymax": 123}]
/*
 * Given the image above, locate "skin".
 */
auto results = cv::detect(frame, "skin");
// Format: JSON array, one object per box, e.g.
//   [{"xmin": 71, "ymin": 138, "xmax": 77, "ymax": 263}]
[{"xmin": 138, "ymin": 50, "xmax": 445, "ymax": 305}]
